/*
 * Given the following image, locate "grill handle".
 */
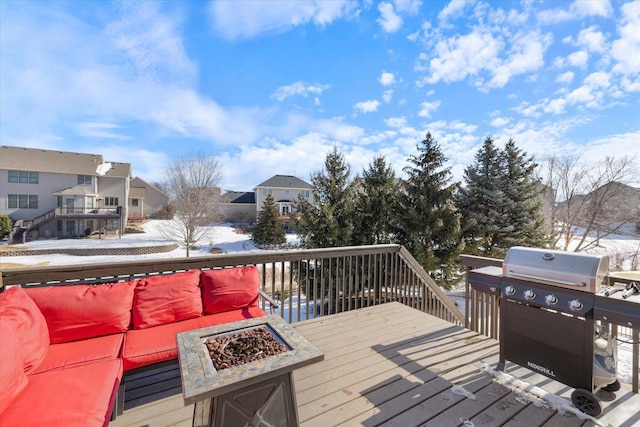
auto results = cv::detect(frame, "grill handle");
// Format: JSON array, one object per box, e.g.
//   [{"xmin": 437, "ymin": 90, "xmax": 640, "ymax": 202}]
[{"xmin": 506, "ymin": 271, "xmax": 587, "ymax": 287}]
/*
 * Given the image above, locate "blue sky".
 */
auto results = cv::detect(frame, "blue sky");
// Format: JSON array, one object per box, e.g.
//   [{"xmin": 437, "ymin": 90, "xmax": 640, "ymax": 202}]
[{"xmin": 1, "ymin": 0, "xmax": 638, "ymax": 191}]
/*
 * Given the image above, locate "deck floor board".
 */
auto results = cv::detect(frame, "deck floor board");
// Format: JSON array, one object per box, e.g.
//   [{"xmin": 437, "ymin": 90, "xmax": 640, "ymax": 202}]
[{"xmin": 110, "ymin": 302, "xmax": 639, "ymax": 427}]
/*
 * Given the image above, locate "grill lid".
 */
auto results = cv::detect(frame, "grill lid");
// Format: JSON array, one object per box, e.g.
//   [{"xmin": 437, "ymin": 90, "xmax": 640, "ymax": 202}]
[{"xmin": 503, "ymin": 246, "xmax": 609, "ymax": 292}]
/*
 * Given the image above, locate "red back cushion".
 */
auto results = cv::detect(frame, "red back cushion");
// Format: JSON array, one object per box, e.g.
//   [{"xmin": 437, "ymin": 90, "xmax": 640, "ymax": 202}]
[
  {"xmin": 201, "ymin": 266, "xmax": 260, "ymax": 314},
  {"xmin": 0, "ymin": 286, "xmax": 49, "ymax": 374},
  {"xmin": 132, "ymin": 270, "xmax": 203, "ymax": 329},
  {"xmin": 0, "ymin": 317, "xmax": 29, "ymax": 414},
  {"xmin": 25, "ymin": 281, "xmax": 135, "ymax": 344}
]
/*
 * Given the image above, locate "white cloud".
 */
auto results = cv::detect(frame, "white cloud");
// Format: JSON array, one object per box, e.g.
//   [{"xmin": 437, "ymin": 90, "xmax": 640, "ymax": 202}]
[
  {"xmin": 490, "ymin": 117, "xmax": 509, "ymax": 127},
  {"xmin": 611, "ymin": 1, "xmax": 640, "ymax": 75},
  {"xmin": 543, "ymin": 98, "xmax": 567, "ymax": 115},
  {"xmin": 353, "ymin": 99, "xmax": 381, "ymax": 113},
  {"xmin": 150, "ymin": 88, "xmax": 261, "ymax": 144},
  {"xmin": 556, "ymin": 71, "xmax": 575, "ymax": 84},
  {"xmin": 487, "ymin": 31, "xmax": 550, "ymax": 88},
  {"xmin": 417, "ymin": 100, "xmax": 441, "ymax": 118},
  {"xmin": 382, "ymin": 90, "xmax": 394, "ymax": 103},
  {"xmin": 271, "ymin": 81, "xmax": 330, "ymax": 101},
  {"xmin": 209, "ymin": 0, "xmax": 358, "ymax": 40},
  {"xmin": 385, "ymin": 116, "xmax": 407, "ymax": 128},
  {"xmin": 438, "ymin": 0, "xmax": 473, "ymax": 25},
  {"xmin": 567, "ymin": 50, "xmax": 589, "ymax": 68},
  {"xmin": 576, "ymin": 26, "xmax": 608, "ymax": 53},
  {"xmin": 377, "ymin": 2, "xmax": 402, "ymax": 33},
  {"xmin": 379, "ymin": 71, "xmax": 395, "ymax": 86},
  {"xmin": 418, "ymin": 27, "xmax": 549, "ymax": 89},
  {"xmin": 393, "ymin": 0, "xmax": 422, "ymax": 15},
  {"xmin": 74, "ymin": 122, "xmax": 130, "ymax": 140},
  {"xmin": 419, "ymin": 30, "xmax": 502, "ymax": 85},
  {"xmin": 537, "ymin": 0, "xmax": 613, "ymax": 24}
]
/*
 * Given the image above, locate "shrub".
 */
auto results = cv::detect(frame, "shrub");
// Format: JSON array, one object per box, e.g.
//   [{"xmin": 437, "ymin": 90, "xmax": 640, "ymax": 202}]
[{"xmin": 0, "ymin": 214, "xmax": 12, "ymax": 239}]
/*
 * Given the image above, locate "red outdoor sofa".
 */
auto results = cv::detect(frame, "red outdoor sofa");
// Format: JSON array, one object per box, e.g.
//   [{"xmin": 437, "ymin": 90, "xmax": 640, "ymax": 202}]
[{"xmin": 0, "ymin": 266, "xmax": 269, "ymax": 427}]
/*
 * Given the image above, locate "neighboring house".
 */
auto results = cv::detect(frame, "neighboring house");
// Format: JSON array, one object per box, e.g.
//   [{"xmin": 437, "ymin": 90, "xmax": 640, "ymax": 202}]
[
  {"xmin": 254, "ymin": 175, "xmax": 313, "ymax": 232},
  {"xmin": 556, "ymin": 181, "xmax": 640, "ymax": 233},
  {"xmin": 0, "ymin": 146, "xmax": 167, "ymax": 240},
  {"xmin": 218, "ymin": 175, "xmax": 313, "ymax": 231},
  {"xmin": 129, "ymin": 177, "xmax": 169, "ymax": 220},
  {"xmin": 218, "ymin": 191, "xmax": 256, "ymax": 224}
]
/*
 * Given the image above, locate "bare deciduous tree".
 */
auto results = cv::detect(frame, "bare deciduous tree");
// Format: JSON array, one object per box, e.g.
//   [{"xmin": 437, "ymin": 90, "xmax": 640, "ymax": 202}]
[
  {"xmin": 161, "ymin": 152, "xmax": 223, "ymax": 256},
  {"xmin": 545, "ymin": 154, "xmax": 637, "ymax": 252}
]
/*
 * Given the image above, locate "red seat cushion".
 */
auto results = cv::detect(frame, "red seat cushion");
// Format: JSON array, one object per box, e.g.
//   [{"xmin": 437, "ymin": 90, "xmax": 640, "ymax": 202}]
[
  {"xmin": 132, "ymin": 269, "xmax": 203, "ymax": 329},
  {"xmin": 201, "ymin": 266, "xmax": 260, "ymax": 314},
  {"xmin": 32, "ymin": 333, "xmax": 124, "ymax": 374},
  {"xmin": 25, "ymin": 281, "xmax": 135, "ymax": 344},
  {"xmin": 122, "ymin": 306, "xmax": 267, "ymax": 371},
  {"xmin": 0, "ymin": 359, "xmax": 122, "ymax": 427},
  {"xmin": 0, "ymin": 318, "xmax": 29, "ymax": 415},
  {"xmin": 0, "ymin": 286, "xmax": 49, "ymax": 374}
]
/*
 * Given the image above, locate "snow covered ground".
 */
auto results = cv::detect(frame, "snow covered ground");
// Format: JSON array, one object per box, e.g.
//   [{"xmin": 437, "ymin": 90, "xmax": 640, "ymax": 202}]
[
  {"xmin": 1, "ymin": 219, "xmax": 638, "ymax": 387},
  {"xmin": 0, "ymin": 220, "xmax": 299, "ymax": 267}
]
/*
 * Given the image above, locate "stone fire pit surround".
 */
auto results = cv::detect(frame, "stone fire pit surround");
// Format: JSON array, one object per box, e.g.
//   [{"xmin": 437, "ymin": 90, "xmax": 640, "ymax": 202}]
[{"xmin": 177, "ymin": 315, "xmax": 323, "ymax": 406}]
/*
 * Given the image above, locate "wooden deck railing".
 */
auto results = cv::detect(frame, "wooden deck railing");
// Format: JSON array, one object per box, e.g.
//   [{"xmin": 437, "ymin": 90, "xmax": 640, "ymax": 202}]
[
  {"xmin": 0, "ymin": 244, "xmax": 464, "ymax": 327},
  {"xmin": 460, "ymin": 254, "xmax": 640, "ymax": 394}
]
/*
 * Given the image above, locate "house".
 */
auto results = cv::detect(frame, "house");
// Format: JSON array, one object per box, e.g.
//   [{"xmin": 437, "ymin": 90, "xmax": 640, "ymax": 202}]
[
  {"xmin": 218, "ymin": 175, "xmax": 313, "ymax": 231},
  {"xmin": 218, "ymin": 191, "xmax": 256, "ymax": 224},
  {"xmin": 129, "ymin": 177, "xmax": 170, "ymax": 220},
  {"xmin": 254, "ymin": 175, "xmax": 313, "ymax": 232},
  {"xmin": 0, "ymin": 146, "xmax": 167, "ymax": 240}
]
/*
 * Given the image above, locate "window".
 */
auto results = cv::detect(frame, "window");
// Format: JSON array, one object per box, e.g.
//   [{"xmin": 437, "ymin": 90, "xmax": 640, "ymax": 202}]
[
  {"xmin": 104, "ymin": 197, "xmax": 119, "ymax": 206},
  {"xmin": 8, "ymin": 170, "xmax": 38, "ymax": 184},
  {"xmin": 57, "ymin": 196, "xmax": 63, "ymax": 207},
  {"xmin": 301, "ymin": 190, "xmax": 310, "ymax": 199},
  {"xmin": 78, "ymin": 175, "xmax": 92, "ymax": 185},
  {"xmin": 262, "ymin": 188, "xmax": 272, "ymax": 196},
  {"xmin": 8, "ymin": 194, "xmax": 38, "ymax": 209},
  {"xmin": 284, "ymin": 189, "xmax": 290, "ymax": 195},
  {"xmin": 131, "ymin": 198, "xmax": 139, "ymax": 207}
]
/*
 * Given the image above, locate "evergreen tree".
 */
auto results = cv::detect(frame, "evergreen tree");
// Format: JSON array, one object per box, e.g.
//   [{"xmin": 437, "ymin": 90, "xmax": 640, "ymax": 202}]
[
  {"xmin": 456, "ymin": 138, "xmax": 551, "ymax": 257},
  {"xmin": 394, "ymin": 132, "xmax": 463, "ymax": 287},
  {"xmin": 455, "ymin": 137, "xmax": 506, "ymax": 256},
  {"xmin": 499, "ymin": 139, "xmax": 551, "ymax": 250},
  {"xmin": 295, "ymin": 145, "xmax": 356, "ymax": 248},
  {"xmin": 352, "ymin": 156, "xmax": 398, "ymax": 245},
  {"xmin": 252, "ymin": 194, "xmax": 286, "ymax": 247}
]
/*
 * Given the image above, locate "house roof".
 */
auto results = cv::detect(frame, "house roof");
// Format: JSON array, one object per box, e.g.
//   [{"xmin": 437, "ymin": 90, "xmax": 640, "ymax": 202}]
[
  {"xmin": 130, "ymin": 177, "xmax": 169, "ymax": 201},
  {"xmin": 0, "ymin": 146, "xmax": 131, "ymax": 178},
  {"xmin": 255, "ymin": 174, "xmax": 311, "ymax": 189},
  {"xmin": 220, "ymin": 191, "xmax": 256, "ymax": 204},
  {"xmin": 52, "ymin": 186, "xmax": 98, "ymax": 196}
]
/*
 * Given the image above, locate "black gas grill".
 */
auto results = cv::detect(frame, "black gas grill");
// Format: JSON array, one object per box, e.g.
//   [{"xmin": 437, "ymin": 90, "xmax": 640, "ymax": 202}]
[{"xmin": 469, "ymin": 246, "xmax": 630, "ymax": 417}]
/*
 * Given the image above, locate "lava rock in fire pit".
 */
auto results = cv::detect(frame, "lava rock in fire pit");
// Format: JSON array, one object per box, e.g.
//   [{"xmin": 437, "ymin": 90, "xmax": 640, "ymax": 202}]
[{"xmin": 205, "ymin": 327, "xmax": 287, "ymax": 370}]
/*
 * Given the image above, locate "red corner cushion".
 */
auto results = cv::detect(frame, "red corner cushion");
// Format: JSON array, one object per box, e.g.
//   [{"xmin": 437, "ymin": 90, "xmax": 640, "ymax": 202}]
[
  {"xmin": 122, "ymin": 306, "xmax": 267, "ymax": 371},
  {"xmin": 32, "ymin": 333, "xmax": 124, "ymax": 374},
  {"xmin": 0, "ymin": 318, "xmax": 29, "ymax": 415},
  {"xmin": 25, "ymin": 281, "xmax": 135, "ymax": 344},
  {"xmin": 0, "ymin": 286, "xmax": 49, "ymax": 374},
  {"xmin": 201, "ymin": 266, "xmax": 260, "ymax": 314},
  {"xmin": 0, "ymin": 359, "xmax": 122, "ymax": 427},
  {"xmin": 132, "ymin": 270, "xmax": 203, "ymax": 329}
]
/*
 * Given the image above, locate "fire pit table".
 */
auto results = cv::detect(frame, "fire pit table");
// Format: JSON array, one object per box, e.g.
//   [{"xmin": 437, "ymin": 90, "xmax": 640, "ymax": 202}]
[{"xmin": 177, "ymin": 315, "xmax": 323, "ymax": 427}]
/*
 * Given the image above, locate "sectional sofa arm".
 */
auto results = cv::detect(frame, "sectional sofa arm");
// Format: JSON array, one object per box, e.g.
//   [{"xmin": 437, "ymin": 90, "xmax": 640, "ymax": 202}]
[{"xmin": 259, "ymin": 289, "xmax": 279, "ymax": 310}]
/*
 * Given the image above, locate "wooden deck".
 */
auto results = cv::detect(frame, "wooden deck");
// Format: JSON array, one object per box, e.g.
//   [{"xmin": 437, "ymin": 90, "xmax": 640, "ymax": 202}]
[{"xmin": 111, "ymin": 302, "xmax": 640, "ymax": 427}]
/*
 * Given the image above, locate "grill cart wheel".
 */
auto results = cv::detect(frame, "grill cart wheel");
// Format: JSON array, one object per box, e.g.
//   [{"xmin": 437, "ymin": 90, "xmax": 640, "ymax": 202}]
[
  {"xmin": 603, "ymin": 379, "xmax": 621, "ymax": 392},
  {"xmin": 571, "ymin": 388, "xmax": 602, "ymax": 417}
]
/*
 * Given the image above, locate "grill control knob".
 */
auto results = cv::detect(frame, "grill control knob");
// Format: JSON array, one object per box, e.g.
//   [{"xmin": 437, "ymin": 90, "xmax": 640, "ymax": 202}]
[
  {"xmin": 569, "ymin": 299, "xmax": 583, "ymax": 312},
  {"xmin": 505, "ymin": 285, "xmax": 516, "ymax": 295},
  {"xmin": 545, "ymin": 294, "xmax": 558, "ymax": 305},
  {"xmin": 524, "ymin": 290, "xmax": 536, "ymax": 300}
]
